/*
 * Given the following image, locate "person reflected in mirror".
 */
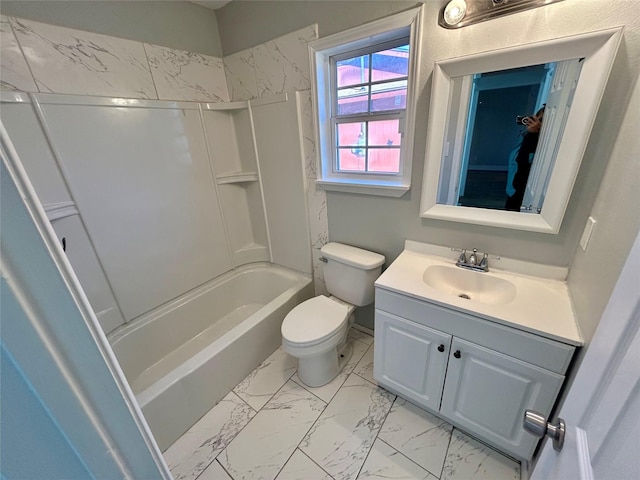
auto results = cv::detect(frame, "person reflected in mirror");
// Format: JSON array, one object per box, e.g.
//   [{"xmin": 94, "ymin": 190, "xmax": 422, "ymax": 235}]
[{"xmin": 505, "ymin": 106, "xmax": 545, "ymax": 212}]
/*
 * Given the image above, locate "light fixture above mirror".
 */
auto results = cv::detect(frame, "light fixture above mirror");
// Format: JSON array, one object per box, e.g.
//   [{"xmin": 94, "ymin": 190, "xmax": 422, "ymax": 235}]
[
  {"xmin": 420, "ymin": 27, "xmax": 623, "ymax": 234},
  {"xmin": 440, "ymin": 0, "xmax": 565, "ymax": 29}
]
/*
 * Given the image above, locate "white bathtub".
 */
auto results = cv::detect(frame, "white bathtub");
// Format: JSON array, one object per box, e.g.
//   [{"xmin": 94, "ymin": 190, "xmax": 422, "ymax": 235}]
[{"xmin": 109, "ymin": 263, "xmax": 313, "ymax": 451}]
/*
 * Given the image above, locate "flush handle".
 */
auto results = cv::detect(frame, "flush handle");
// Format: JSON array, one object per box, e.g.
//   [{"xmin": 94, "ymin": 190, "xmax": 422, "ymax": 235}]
[{"xmin": 523, "ymin": 410, "xmax": 565, "ymax": 451}]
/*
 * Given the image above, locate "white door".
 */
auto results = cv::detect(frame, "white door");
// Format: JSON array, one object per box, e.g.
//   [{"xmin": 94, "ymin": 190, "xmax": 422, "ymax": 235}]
[
  {"xmin": 522, "ymin": 59, "xmax": 582, "ymax": 212},
  {"xmin": 531, "ymin": 230, "xmax": 640, "ymax": 479}
]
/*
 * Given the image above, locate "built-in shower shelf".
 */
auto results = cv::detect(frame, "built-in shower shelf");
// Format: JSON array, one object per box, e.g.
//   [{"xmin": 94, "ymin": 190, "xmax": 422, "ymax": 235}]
[
  {"xmin": 216, "ymin": 172, "xmax": 259, "ymax": 184},
  {"xmin": 233, "ymin": 242, "xmax": 270, "ymax": 265}
]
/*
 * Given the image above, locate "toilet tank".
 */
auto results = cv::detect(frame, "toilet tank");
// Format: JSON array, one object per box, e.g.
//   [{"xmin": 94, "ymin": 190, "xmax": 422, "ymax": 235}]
[{"xmin": 320, "ymin": 242, "xmax": 385, "ymax": 306}]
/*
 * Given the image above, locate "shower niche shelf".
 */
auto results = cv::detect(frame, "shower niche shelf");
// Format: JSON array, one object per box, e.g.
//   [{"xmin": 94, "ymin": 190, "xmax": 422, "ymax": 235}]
[
  {"xmin": 216, "ymin": 171, "xmax": 259, "ymax": 184},
  {"xmin": 203, "ymin": 103, "xmax": 270, "ymax": 267}
]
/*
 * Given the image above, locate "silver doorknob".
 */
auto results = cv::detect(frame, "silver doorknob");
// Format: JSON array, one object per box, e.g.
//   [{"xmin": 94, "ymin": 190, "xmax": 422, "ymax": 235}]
[{"xmin": 523, "ymin": 410, "xmax": 565, "ymax": 451}]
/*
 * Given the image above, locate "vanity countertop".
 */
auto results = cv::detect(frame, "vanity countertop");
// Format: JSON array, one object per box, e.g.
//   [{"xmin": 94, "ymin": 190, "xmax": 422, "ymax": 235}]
[{"xmin": 375, "ymin": 242, "xmax": 583, "ymax": 346}]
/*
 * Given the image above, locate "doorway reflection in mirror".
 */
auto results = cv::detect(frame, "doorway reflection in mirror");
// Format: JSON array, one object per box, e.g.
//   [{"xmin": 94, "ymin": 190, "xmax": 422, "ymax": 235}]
[{"xmin": 437, "ymin": 59, "xmax": 583, "ymax": 213}]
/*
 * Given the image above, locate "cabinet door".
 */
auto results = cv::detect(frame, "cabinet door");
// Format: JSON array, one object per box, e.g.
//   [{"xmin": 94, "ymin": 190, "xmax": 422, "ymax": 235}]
[
  {"xmin": 374, "ymin": 310, "xmax": 451, "ymax": 412},
  {"xmin": 441, "ymin": 338, "xmax": 564, "ymax": 460}
]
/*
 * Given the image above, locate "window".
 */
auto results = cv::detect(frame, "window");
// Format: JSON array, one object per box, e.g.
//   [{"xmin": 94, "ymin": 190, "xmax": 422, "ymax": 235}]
[{"xmin": 310, "ymin": 7, "xmax": 422, "ymax": 197}]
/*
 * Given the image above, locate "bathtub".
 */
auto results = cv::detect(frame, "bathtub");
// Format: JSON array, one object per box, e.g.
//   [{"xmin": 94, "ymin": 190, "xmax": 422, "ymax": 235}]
[{"xmin": 109, "ymin": 263, "xmax": 313, "ymax": 451}]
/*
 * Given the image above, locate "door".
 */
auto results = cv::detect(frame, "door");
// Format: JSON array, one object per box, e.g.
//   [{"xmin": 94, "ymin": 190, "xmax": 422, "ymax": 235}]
[
  {"xmin": 531, "ymin": 230, "xmax": 640, "ymax": 479},
  {"xmin": 441, "ymin": 338, "xmax": 564, "ymax": 460},
  {"xmin": 1, "ymin": 125, "xmax": 171, "ymax": 479},
  {"xmin": 522, "ymin": 59, "xmax": 582, "ymax": 211},
  {"xmin": 374, "ymin": 310, "xmax": 451, "ymax": 412}
]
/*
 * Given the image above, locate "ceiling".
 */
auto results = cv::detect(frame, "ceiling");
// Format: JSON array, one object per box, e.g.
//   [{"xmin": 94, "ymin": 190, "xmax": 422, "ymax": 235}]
[{"xmin": 189, "ymin": 1, "xmax": 233, "ymax": 10}]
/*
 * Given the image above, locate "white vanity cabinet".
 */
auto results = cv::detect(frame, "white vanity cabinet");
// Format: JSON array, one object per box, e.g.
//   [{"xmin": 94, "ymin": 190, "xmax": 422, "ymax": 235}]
[
  {"xmin": 374, "ymin": 311, "xmax": 451, "ymax": 412},
  {"xmin": 374, "ymin": 288, "xmax": 574, "ymax": 461}
]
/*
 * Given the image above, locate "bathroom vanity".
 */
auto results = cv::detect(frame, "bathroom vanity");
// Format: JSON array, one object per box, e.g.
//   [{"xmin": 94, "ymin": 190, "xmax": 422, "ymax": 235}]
[{"xmin": 373, "ymin": 241, "xmax": 582, "ymax": 461}]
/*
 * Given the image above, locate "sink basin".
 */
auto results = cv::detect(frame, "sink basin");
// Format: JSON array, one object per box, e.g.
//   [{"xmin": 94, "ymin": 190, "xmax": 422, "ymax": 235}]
[{"xmin": 423, "ymin": 265, "xmax": 517, "ymax": 305}]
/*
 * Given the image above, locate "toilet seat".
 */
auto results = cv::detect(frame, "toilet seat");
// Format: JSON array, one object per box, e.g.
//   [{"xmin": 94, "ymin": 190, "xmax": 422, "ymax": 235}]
[{"xmin": 281, "ymin": 296, "xmax": 351, "ymax": 347}]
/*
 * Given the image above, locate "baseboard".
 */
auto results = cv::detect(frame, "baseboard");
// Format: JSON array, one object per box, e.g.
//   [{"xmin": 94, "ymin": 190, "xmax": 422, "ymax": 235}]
[{"xmin": 352, "ymin": 322, "xmax": 374, "ymax": 336}]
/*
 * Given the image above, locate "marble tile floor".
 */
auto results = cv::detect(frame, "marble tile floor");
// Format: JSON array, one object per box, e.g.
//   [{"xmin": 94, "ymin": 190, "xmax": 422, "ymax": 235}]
[{"xmin": 164, "ymin": 330, "xmax": 521, "ymax": 480}]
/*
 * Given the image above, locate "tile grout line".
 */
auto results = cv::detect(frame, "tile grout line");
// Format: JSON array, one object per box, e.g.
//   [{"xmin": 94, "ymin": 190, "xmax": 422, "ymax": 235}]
[
  {"xmin": 7, "ymin": 17, "xmax": 40, "ymax": 94},
  {"xmin": 232, "ymin": 348, "xmax": 298, "ymax": 412},
  {"xmin": 171, "ymin": 390, "xmax": 258, "ymax": 480},
  {"xmin": 297, "ymin": 447, "xmax": 336, "ymax": 479},
  {"xmin": 439, "ymin": 427, "xmax": 456, "ymax": 480},
  {"xmin": 449, "ymin": 427, "xmax": 522, "ymax": 467},
  {"xmin": 142, "ymin": 42, "xmax": 160, "ymax": 100},
  {"xmin": 352, "ymin": 390, "xmax": 398, "ymax": 480},
  {"xmin": 222, "ymin": 370, "xmax": 328, "ymax": 480},
  {"xmin": 177, "ymin": 337, "xmax": 374, "ymax": 480},
  {"xmin": 376, "ymin": 437, "xmax": 440, "ymax": 479},
  {"xmin": 275, "ymin": 336, "xmax": 374, "ymax": 479},
  {"xmin": 268, "ymin": 383, "xmax": 330, "ymax": 480},
  {"xmin": 216, "ymin": 459, "xmax": 235, "ymax": 480},
  {"xmin": 290, "ymin": 336, "xmax": 370, "ymax": 405},
  {"xmin": 271, "ymin": 336, "xmax": 374, "ymax": 478}
]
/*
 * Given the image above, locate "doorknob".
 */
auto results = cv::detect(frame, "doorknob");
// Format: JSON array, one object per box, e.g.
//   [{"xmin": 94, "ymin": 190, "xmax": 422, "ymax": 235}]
[{"xmin": 523, "ymin": 410, "xmax": 565, "ymax": 451}]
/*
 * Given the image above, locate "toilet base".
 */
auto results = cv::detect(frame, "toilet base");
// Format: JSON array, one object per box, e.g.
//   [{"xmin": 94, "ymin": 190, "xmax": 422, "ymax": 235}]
[{"xmin": 297, "ymin": 341, "xmax": 354, "ymax": 387}]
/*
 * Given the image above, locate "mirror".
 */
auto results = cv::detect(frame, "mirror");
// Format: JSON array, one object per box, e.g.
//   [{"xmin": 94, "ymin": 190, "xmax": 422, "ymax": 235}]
[{"xmin": 420, "ymin": 27, "xmax": 623, "ymax": 233}]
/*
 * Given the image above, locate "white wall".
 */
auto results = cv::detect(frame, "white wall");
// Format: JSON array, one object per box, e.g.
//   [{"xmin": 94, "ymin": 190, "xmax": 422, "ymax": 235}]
[
  {"xmin": 216, "ymin": 0, "xmax": 418, "ymax": 55},
  {"xmin": 0, "ymin": 15, "xmax": 314, "ymax": 331},
  {"xmin": 325, "ymin": 0, "xmax": 640, "ymax": 267},
  {"xmin": 0, "ymin": 0, "xmax": 223, "ymax": 57},
  {"xmin": 224, "ymin": 24, "xmax": 329, "ymax": 294},
  {"xmin": 215, "ymin": 0, "xmax": 640, "ymax": 329},
  {"xmin": 567, "ymin": 73, "xmax": 640, "ymax": 347},
  {"xmin": 0, "ymin": 15, "xmax": 229, "ymax": 101}
]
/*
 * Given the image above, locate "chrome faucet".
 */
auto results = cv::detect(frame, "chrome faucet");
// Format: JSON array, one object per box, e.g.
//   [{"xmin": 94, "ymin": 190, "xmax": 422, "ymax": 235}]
[
  {"xmin": 468, "ymin": 248, "xmax": 478, "ymax": 266},
  {"xmin": 453, "ymin": 248, "xmax": 490, "ymax": 272}
]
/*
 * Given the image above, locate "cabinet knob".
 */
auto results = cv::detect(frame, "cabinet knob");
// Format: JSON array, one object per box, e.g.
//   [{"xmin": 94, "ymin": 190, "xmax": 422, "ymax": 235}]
[
  {"xmin": 453, "ymin": 350, "xmax": 461, "ymax": 359},
  {"xmin": 438, "ymin": 344, "xmax": 445, "ymax": 352}
]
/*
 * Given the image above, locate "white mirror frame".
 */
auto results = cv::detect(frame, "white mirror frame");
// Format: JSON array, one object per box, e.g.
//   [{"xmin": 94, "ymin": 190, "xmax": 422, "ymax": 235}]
[{"xmin": 420, "ymin": 27, "xmax": 623, "ymax": 234}]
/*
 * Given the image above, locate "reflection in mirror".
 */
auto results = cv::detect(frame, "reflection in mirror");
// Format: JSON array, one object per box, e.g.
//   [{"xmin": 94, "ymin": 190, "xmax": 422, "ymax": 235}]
[
  {"xmin": 438, "ymin": 59, "xmax": 583, "ymax": 213},
  {"xmin": 420, "ymin": 27, "xmax": 623, "ymax": 233}
]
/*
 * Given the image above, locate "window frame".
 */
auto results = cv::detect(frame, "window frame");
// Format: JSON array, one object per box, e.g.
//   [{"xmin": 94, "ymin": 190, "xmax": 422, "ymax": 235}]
[
  {"xmin": 309, "ymin": 7, "xmax": 423, "ymax": 197},
  {"xmin": 331, "ymin": 38, "xmax": 408, "ymax": 176}
]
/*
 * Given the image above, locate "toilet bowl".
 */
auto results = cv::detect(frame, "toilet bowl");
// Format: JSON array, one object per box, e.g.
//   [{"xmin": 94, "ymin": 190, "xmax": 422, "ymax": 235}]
[
  {"xmin": 282, "ymin": 295, "xmax": 355, "ymax": 387},
  {"xmin": 281, "ymin": 242, "xmax": 385, "ymax": 388}
]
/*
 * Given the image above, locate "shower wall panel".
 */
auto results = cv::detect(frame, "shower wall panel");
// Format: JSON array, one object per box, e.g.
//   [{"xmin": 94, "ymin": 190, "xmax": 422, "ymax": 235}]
[{"xmin": 40, "ymin": 103, "xmax": 233, "ymax": 321}]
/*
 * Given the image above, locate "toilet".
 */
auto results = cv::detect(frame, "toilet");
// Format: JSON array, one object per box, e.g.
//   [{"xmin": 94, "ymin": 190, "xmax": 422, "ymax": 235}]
[{"xmin": 281, "ymin": 242, "xmax": 385, "ymax": 387}]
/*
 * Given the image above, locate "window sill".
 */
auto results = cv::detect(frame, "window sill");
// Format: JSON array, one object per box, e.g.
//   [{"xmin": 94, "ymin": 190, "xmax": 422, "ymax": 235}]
[{"xmin": 316, "ymin": 179, "xmax": 410, "ymax": 197}]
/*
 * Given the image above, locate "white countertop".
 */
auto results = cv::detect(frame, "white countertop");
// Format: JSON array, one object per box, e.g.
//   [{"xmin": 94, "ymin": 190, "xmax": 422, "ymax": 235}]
[{"xmin": 375, "ymin": 242, "xmax": 583, "ymax": 346}]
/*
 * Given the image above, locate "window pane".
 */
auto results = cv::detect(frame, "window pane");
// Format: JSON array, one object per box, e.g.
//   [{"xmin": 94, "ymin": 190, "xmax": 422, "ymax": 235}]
[
  {"xmin": 371, "ymin": 45, "xmax": 409, "ymax": 82},
  {"xmin": 337, "ymin": 148, "xmax": 366, "ymax": 171},
  {"xmin": 368, "ymin": 148, "xmax": 400, "ymax": 173},
  {"xmin": 336, "ymin": 122, "xmax": 366, "ymax": 148},
  {"xmin": 371, "ymin": 80, "xmax": 407, "ymax": 112},
  {"xmin": 337, "ymin": 86, "xmax": 369, "ymax": 115},
  {"xmin": 336, "ymin": 55, "xmax": 370, "ymax": 88},
  {"xmin": 367, "ymin": 119, "xmax": 401, "ymax": 147}
]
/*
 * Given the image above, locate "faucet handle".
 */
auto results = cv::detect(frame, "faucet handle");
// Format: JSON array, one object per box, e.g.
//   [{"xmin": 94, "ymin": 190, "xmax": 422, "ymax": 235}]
[
  {"xmin": 451, "ymin": 248, "xmax": 467, "ymax": 263},
  {"xmin": 479, "ymin": 253, "xmax": 489, "ymax": 269}
]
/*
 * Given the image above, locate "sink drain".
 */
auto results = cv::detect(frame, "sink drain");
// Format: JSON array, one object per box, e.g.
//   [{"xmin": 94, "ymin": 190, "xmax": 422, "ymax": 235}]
[{"xmin": 458, "ymin": 293, "xmax": 471, "ymax": 300}]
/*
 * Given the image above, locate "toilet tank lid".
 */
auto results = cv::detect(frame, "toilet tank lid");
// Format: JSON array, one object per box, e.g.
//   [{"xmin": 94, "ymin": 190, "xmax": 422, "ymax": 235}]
[{"xmin": 320, "ymin": 242, "xmax": 385, "ymax": 269}]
